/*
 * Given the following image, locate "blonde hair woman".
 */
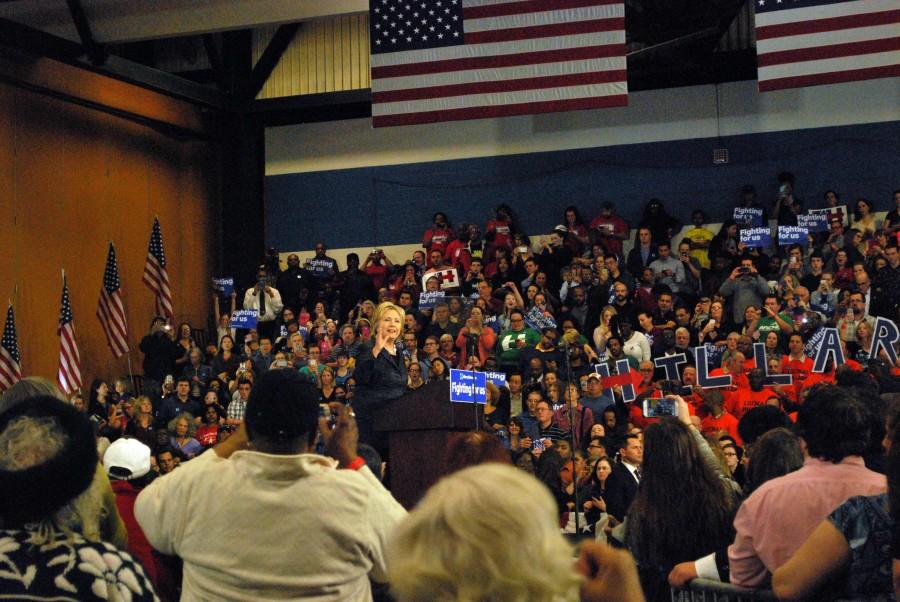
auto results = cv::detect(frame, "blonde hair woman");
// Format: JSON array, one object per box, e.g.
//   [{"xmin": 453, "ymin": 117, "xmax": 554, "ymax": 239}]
[
  {"xmin": 592, "ymin": 305, "xmax": 618, "ymax": 354},
  {"xmin": 352, "ymin": 302, "xmax": 408, "ymax": 454},
  {"xmin": 388, "ymin": 463, "xmax": 644, "ymax": 601}
]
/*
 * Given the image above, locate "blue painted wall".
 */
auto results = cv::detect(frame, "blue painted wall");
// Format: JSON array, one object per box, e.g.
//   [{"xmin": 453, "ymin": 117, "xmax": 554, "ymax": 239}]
[{"xmin": 265, "ymin": 119, "xmax": 900, "ymax": 250}]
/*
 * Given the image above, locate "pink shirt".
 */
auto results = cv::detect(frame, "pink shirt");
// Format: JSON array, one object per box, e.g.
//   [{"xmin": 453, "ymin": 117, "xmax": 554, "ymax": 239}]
[{"xmin": 729, "ymin": 456, "xmax": 885, "ymax": 588}]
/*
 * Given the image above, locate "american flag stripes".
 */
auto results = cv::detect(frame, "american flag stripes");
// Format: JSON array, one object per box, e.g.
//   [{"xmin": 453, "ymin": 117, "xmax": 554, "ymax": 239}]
[
  {"xmin": 369, "ymin": 0, "xmax": 627, "ymax": 127},
  {"xmin": 97, "ymin": 242, "xmax": 129, "ymax": 358},
  {"xmin": 57, "ymin": 273, "xmax": 83, "ymax": 395},
  {"xmin": 0, "ymin": 304, "xmax": 22, "ymax": 392},
  {"xmin": 755, "ymin": 0, "xmax": 900, "ymax": 92},
  {"xmin": 142, "ymin": 218, "xmax": 174, "ymax": 322}
]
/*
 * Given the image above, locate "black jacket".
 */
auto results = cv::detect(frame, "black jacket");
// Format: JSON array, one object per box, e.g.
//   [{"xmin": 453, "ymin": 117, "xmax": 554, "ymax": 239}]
[
  {"xmin": 352, "ymin": 342, "xmax": 408, "ymax": 452},
  {"xmin": 604, "ymin": 462, "xmax": 640, "ymax": 522},
  {"xmin": 139, "ymin": 332, "xmax": 180, "ymax": 382}
]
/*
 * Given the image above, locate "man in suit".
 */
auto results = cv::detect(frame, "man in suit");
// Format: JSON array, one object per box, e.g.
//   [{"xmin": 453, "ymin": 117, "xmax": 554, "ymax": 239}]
[{"xmin": 604, "ymin": 433, "xmax": 643, "ymax": 522}]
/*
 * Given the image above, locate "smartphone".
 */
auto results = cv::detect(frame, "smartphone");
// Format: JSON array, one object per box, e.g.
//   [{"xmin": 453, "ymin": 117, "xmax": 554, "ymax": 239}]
[
  {"xmin": 275, "ymin": 360, "xmax": 288, "ymax": 368},
  {"xmin": 517, "ymin": 246, "xmax": 528, "ymax": 253},
  {"xmin": 532, "ymin": 439, "xmax": 546, "ymax": 452},
  {"xmin": 643, "ymin": 397, "xmax": 677, "ymax": 418}
]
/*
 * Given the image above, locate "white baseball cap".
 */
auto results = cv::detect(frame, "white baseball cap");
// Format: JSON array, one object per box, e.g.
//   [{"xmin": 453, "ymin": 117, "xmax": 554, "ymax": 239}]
[{"xmin": 103, "ymin": 438, "xmax": 152, "ymax": 480}]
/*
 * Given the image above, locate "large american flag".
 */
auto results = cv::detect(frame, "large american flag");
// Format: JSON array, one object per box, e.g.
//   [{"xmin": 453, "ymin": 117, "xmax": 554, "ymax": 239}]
[
  {"xmin": 0, "ymin": 304, "xmax": 22, "ymax": 392},
  {"xmin": 97, "ymin": 242, "xmax": 129, "ymax": 358},
  {"xmin": 755, "ymin": 0, "xmax": 900, "ymax": 92},
  {"xmin": 369, "ymin": 0, "xmax": 627, "ymax": 127},
  {"xmin": 142, "ymin": 218, "xmax": 174, "ymax": 321},
  {"xmin": 57, "ymin": 273, "xmax": 82, "ymax": 395}
]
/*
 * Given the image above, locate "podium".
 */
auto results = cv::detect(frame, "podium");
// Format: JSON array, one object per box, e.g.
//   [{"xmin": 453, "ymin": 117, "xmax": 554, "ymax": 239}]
[{"xmin": 373, "ymin": 380, "xmax": 484, "ymax": 508}]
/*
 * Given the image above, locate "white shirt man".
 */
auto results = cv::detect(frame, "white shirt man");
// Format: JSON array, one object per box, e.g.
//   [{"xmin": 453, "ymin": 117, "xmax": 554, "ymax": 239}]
[{"xmin": 135, "ymin": 370, "xmax": 406, "ymax": 601}]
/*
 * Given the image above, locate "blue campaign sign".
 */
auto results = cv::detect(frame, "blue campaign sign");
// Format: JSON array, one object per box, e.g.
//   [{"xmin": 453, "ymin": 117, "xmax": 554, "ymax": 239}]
[
  {"xmin": 450, "ymin": 369, "xmax": 475, "ymax": 403},
  {"xmin": 797, "ymin": 213, "xmax": 828, "ymax": 233},
  {"xmin": 417, "ymin": 291, "xmax": 446, "ymax": 310},
  {"xmin": 212, "ymin": 277, "xmax": 234, "ymax": 296},
  {"xmin": 739, "ymin": 227, "xmax": 773, "ymax": 248},
  {"xmin": 777, "ymin": 225, "xmax": 808, "ymax": 246},
  {"xmin": 484, "ymin": 370, "xmax": 507, "ymax": 388},
  {"xmin": 230, "ymin": 310, "xmax": 258, "ymax": 329},
  {"xmin": 734, "ymin": 207, "xmax": 764, "ymax": 227},
  {"xmin": 450, "ymin": 369, "xmax": 488, "ymax": 403},
  {"xmin": 473, "ymin": 371, "xmax": 487, "ymax": 404},
  {"xmin": 524, "ymin": 306, "xmax": 557, "ymax": 332}
]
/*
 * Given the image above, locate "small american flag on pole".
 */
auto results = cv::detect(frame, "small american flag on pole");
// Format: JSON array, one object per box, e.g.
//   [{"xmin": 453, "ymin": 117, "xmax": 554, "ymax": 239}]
[
  {"xmin": 369, "ymin": 0, "xmax": 628, "ymax": 127},
  {"xmin": 143, "ymin": 217, "xmax": 174, "ymax": 322},
  {"xmin": 755, "ymin": 0, "xmax": 900, "ymax": 92},
  {"xmin": 58, "ymin": 272, "xmax": 82, "ymax": 395},
  {"xmin": 0, "ymin": 304, "xmax": 22, "ymax": 392},
  {"xmin": 97, "ymin": 242, "xmax": 129, "ymax": 358}
]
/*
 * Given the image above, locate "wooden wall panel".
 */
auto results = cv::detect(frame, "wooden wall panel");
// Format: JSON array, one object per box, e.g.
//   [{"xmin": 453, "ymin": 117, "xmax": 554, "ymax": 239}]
[
  {"xmin": 0, "ymin": 81, "xmax": 218, "ymax": 390},
  {"xmin": 254, "ymin": 14, "xmax": 371, "ymax": 99}
]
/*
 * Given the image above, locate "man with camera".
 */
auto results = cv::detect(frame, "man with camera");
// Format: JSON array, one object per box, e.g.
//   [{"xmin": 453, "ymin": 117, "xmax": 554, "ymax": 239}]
[
  {"xmin": 362, "ymin": 248, "xmax": 393, "ymax": 290},
  {"xmin": 718, "ymin": 257, "xmax": 771, "ymax": 326},
  {"xmin": 135, "ymin": 369, "xmax": 406, "ymax": 601},
  {"xmin": 243, "ymin": 265, "xmax": 283, "ymax": 341}
]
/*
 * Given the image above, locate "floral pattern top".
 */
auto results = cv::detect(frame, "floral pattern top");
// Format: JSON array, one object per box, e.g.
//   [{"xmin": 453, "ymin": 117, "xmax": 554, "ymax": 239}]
[{"xmin": 0, "ymin": 528, "xmax": 158, "ymax": 601}]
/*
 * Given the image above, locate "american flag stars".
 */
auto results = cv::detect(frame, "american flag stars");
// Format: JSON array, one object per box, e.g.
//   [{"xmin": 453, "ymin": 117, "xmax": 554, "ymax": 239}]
[{"xmin": 371, "ymin": 0, "xmax": 464, "ymax": 53}]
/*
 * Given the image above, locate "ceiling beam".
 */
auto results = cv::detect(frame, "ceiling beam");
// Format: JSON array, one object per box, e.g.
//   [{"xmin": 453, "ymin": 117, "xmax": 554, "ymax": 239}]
[
  {"xmin": 65, "ymin": 0, "xmax": 106, "ymax": 64},
  {"xmin": 245, "ymin": 23, "xmax": 299, "ymax": 102},
  {"xmin": 0, "ymin": 0, "xmax": 367, "ymax": 44},
  {"xmin": 0, "ymin": 17, "xmax": 233, "ymax": 110},
  {"xmin": 202, "ymin": 33, "xmax": 227, "ymax": 92}
]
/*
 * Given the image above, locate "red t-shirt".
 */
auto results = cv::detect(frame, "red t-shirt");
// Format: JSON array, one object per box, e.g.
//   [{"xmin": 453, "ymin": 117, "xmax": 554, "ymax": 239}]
[
  {"xmin": 195, "ymin": 424, "xmax": 219, "ymax": 447},
  {"xmin": 423, "ymin": 226, "xmax": 455, "ymax": 254},
  {"xmin": 364, "ymin": 263, "xmax": 390, "ymax": 290},
  {"xmin": 700, "ymin": 412, "xmax": 743, "ymax": 446},
  {"xmin": 486, "ymin": 219, "xmax": 513, "ymax": 249},
  {"xmin": 589, "ymin": 215, "xmax": 629, "ymax": 257},
  {"xmin": 780, "ymin": 354, "xmax": 814, "ymax": 402},
  {"xmin": 727, "ymin": 386, "xmax": 778, "ymax": 419}
]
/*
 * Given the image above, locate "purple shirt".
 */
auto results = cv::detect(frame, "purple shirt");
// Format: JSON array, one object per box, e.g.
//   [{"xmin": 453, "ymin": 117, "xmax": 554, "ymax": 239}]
[{"xmin": 729, "ymin": 456, "xmax": 885, "ymax": 588}]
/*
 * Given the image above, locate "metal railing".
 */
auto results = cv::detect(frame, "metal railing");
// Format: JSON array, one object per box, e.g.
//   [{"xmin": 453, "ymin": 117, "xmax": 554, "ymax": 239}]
[{"xmin": 671, "ymin": 579, "xmax": 776, "ymax": 602}]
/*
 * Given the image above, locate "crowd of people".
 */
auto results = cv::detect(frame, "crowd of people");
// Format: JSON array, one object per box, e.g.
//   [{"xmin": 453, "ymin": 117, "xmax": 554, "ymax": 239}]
[{"xmin": 3, "ymin": 174, "xmax": 900, "ymax": 600}]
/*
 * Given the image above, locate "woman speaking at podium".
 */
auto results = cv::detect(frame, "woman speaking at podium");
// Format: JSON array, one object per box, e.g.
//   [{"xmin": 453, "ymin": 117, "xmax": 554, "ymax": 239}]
[{"xmin": 353, "ymin": 301, "xmax": 409, "ymax": 455}]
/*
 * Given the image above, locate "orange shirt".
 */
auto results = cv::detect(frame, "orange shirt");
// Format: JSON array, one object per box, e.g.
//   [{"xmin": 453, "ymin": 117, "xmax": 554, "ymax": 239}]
[
  {"xmin": 727, "ymin": 386, "xmax": 779, "ymax": 419},
  {"xmin": 781, "ymin": 355, "xmax": 814, "ymax": 402},
  {"xmin": 701, "ymin": 411, "xmax": 742, "ymax": 446}
]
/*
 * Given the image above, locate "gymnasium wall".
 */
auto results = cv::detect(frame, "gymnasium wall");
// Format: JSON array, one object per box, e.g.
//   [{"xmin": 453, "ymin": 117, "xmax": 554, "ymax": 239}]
[
  {"xmin": 264, "ymin": 77, "xmax": 900, "ymax": 267},
  {"xmin": 0, "ymin": 79, "xmax": 219, "ymax": 388}
]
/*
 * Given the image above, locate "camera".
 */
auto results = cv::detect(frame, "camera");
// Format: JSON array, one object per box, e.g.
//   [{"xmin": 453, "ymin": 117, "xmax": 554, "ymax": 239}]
[{"xmin": 738, "ymin": 266, "xmax": 750, "ymax": 274}]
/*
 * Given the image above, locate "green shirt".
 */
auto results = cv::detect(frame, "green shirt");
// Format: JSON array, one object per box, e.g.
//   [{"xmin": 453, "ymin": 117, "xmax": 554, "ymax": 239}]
[{"xmin": 496, "ymin": 327, "xmax": 540, "ymax": 365}]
